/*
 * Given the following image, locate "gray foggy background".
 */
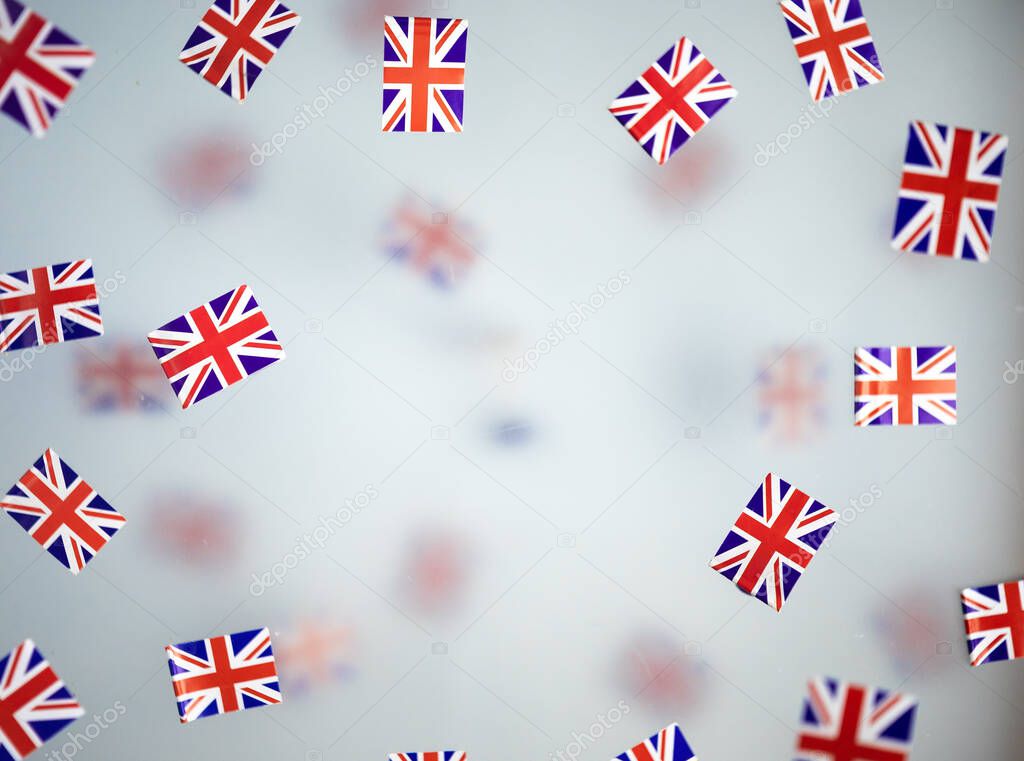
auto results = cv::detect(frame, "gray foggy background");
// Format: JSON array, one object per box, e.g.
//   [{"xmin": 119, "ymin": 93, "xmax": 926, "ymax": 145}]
[{"xmin": 1, "ymin": 0, "xmax": 1022, "ymax": 759}]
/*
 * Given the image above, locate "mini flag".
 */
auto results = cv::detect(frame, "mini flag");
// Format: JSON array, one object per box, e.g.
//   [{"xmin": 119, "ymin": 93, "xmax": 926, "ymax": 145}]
[
  {"xmin": 147, "ymin": 284, "xmax": 284, "ymax": 410},
  {"xmin": 0, "ymin": 261, "xmax": 103, "ymax": 352},
  {"xmin": 383, "ymin": 16, "xmax": 468, "ymax": 133},
  {"xmin": 615, "ymin": 723, "xmax": 696, "ymax": 761},
  {"xmin": 961, "ymin": 579, "xmax": 1024, "ymax": 667},
  {"xmin": 609, "ymin": 36, "xmax": 736, "ymax": 165},
  {"xmin": 757, "ymin": 346, "xmax": 827, "ymax": 443},
  {"xmin": 854, "ymin": 346, "xmax": 956, "ymax": 427},
  {"xmin": 617, "ymin": 632, "xmax": 705, "ymax": 710},
  {"xmin": 2, "ymin": 449, "xmax": 125, "ymax": 575},
  {"xmin": 0, "ymin": 0, "xmax": 95, "ymax": 137},
  {"xmin": 383, "ymin": 199, "xmax": 477, "ymax": 288},
  {"xmin": 710, "ymin": 473, "xmax": 836, "ymax": 612},
  {"xmin": 276, "ymin": 618, "xmax": 356, "ymax": 692},
  {"xmin": 145, "ymin": 490, "xmax": 239, "ymax": 568},
  {"xmin": 76, "ymin": 341, "xmax": 168, "ymax": 412},
  {"xmin": 0, "ymin": 639, "xmax": 84, "ymax": 760},
  {"xmin": 779, "ymin": 0, "xmax": 883, "ymax": 102},
  {"xmin": 180, "ymin": 0, "xmax": 300, "ymax": 102},
  {"xmin": 388, "ymin": 753, "xmax": 466, "ymax": 761},
  {"xmin": 892, "ymin": 121, "xmax": 1008, "ymax": 261},
  {"xmin": 165, "ymin": 627, "xmax": 281, "ymax": 723},
  {"xmin": 795, "ymin": 677, "xmax": 918, "ymax": 761}
]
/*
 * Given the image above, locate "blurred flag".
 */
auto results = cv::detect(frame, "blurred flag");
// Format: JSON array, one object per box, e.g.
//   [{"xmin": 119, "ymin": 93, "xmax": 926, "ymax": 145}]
[
  {"xmin": 616, "ymin": 632, "xmax": 704, "ymax": 710},
  {"xmin": 276, "ymin": 617, "xmax": 356, "ymax": 692},
  {"xmin": 166, "ymin": 628, "xmax": 281, "ymax": 723},
  {"xmin": 340, "ymin": 0, "xmax": 419, "ymax": 44},
  {"xmin": 872, "ymin": 587, "xmax": 950, "ymax": 678},
  {"xmin": 0, "ymin": 0, "xmax": 95, "ymax": 137},
  {"xmin": 795, "ymin": 677, "xmax": 917, "ymax": 760},
  {"xmin": 162, "ymin": 130, "xmax": 255, "ymax": 209},
  {"xmin": 383, "ymin": 198, "xmax": 478, "ymax": 288},
  {"xmin": 145, "ymin": 489, "xmax": 239, "ymax": 568},
  {"xmin": 2, "ymin": 448, "xmax": 125, "ymax": 575},
  {"xmin": 399, "ymin": 528, "xmax": 470, "ymax": 616},
  {"xmin": 490, "ymin": 417, "xmax": 535, "ymax": 448},
  {"xmin": 76, "ymin": 341, "xmax": 167, "ymax": 412},
  {"xmin": 179, "ymin": 0, "xmax": 300, "ymax": 102},
  {"xmin": 757, "ymin": 346, "xmax": 826, "ymax": 443},
  {"xmin": 779, "ymin": 0, "xmax": 883, "ymax": 102},
  {"xmin": 609, "ymin": 36, "xmax": 736, "ymax": 165}
]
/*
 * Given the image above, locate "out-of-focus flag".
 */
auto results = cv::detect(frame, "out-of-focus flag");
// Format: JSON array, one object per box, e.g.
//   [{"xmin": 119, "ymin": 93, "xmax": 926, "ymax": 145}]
[{"xmin": 76, "ymin": 341, "xmax": 168, "ymax": 412}]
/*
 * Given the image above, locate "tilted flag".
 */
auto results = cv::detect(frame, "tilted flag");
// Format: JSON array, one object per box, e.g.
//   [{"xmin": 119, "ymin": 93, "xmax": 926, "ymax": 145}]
[
  {"xmin": 854, "ymin": 346, "xmax": 956, "ymax": 427},
  {"xmin": 961, "ymin": 579, "xmax": 1024, "ymax": 667},
  {"xmin": 710, "ymin": 473, "xmax": 835, "ymax": 612},
  {"xmin": 166, "ymin": 628, "xmax": 281, "ymax": 723},
  {"xmin": 180, "ymin": 0, "xmax": 300, "ymax": 102},
  {"xmin": 892, "ymin": 121, "xmax": 1007, "ymax": 261},
  {"xmin": 383, "ymin": 16, "xmax": 467, "ymax": 133},
  {"xmin": 0, "ymin": 261, "xmax": 102, "ymax": 352},
  {"xmin": 383, "ymin": 199, "xmax": 477, "ymax": 288},
  {"xmin": 2, "ymin": 449, "xmax": 126, "ymax": 575},
  {"xmin": 609, "ymin": 36, "xmax": 736, "ymax": 165},
  {"xmin": 779, "ymin": 0, "xmax": 883, "ymax": 102},
  {"xmin": 0, "ymin": 639, "xmax": 84, "ymax": 761},
  {"xmin": 0, "ymin": 0, "xmax": 95, "ymax": 137},
  {"xmin": 795, "ymin": 677, "xmax": 918, "ymax": 761},
  {"xmin": 388, "ymin": 754, "xmax": 466, "ymax": 761},
  {"xmin": 147, "ymin": 284, "xmax": 284, "ymax": 409},
  {"xmin": 615, "ymin": 723, "xmax": 696, "ymax": 761}
]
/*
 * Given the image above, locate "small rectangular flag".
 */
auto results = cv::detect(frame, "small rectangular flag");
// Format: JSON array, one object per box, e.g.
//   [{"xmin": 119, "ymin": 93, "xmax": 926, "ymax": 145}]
[
  {"xmin": 0, "ymin": 639, "xmax": 85, "ymax": 760},
  {"xmin": 0, "ymin": 0, "xmax": 95, "ymax": 137},
  {"xmin": 2, "ymin": 448, "xmax": 125, "ymax": 575},
  {"xmin": 795, "ymin": 677, "xmax": 917, "ymax": 761},
  {"xmin": 147, "ymin": 284, "xmax": 284, "ymax": 409},
  {"xmin": 388, "ymin": 754, "xmax": 466, "ymax": 761},
  {"xmin": 710, "ymin": 473, "xmax": 835, "ymax": 612},
  {"xmin": 0, "ymin": 261, "xmax": 103, "ymax": 352},
  {"xmin": 779, "ymin": 0, "xmax": 883, "ymax": 102},
  {"xmin": 892, "ymin": 121, "xmax": 1007, "ymax": 261},
  {"xmin": 180, "ymin": 0, "xmax": 300, "ymax": 102},
  {"xmin": 383, "ymin": 16, "xmax": 468, "ymax": 133},
  {"xmin": 961, "ymin": 579, "xmax": 1024, "ymax": 667},
  {"xmin": 615, "ymin": 723, "xmax": 696, "ymax": 761},
  {"xmin": 165, "ymin": 628, "xmax": 281, "ymax": 723},
  {"xmin": 854, "ymin": 346, "xmax": 956, "ymax": 426},
  {"xmin": 609, "ymin": 36, "xmax": 736, "ymax": 165}
]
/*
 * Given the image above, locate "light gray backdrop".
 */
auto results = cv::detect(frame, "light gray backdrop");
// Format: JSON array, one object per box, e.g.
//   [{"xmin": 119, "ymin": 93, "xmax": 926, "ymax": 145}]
[{"xmin": 1, "ymin": 0, "xmax": 1022, "ymax": 759}]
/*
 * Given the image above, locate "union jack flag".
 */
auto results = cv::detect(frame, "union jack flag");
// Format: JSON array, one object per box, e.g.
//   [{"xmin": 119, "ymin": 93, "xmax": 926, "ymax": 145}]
[
  {"xmin": 147, "ymin": 284, "xmax": 285, "ymax": 410},
  {"xmin": 854, "ymin": 346, "xmax": 957, "ymax": 427},
  {"xmin": 76, "ymin": 341, "xmax": 168, "ymax": 412},
  {"xmin": 757, "ymin": 346, "xmax": 827, "ymax": 443},
  {"xmin": 1, "ymin": 449, "xmax": 126, "ymax": 575},
  {"xmin": 383, "ymin": 198, "xmax": 477, "ymax": 287},
  {"xmin": 383, "ymin": 16, "xmax": 467, "ymax": 133},
  {"xmin": 0, "ymin": 261, "xmax": 103, "ymax": 352},
  {"xmin": 961, "ymin": 579, "xmax": 1024, "ymax": 667},
  {"xmin": 891, "ymin": 121, "xmax": 1008, "ymax": 261},
  {"xmin": 710, "ymin": 473, "xmax": 835, "ymax": 612},
  {"xmin": 165, "ymin": 628, "xmax": 281, "ymax": 723},
  {"xmin": 388, "ymin": 753, "xmax": 466, "ymax": 761},
  {"xmin": 179, "ymin": 0, "xmax": 300, "ymax": 102},
  {"xmin": 0, "ymin": 639, "xmax": 84, "ymax": 761},
  {"xmin": 615, "ymin": 723, "xmax": 696, "ymax": 761},
  {"xmin": 780, "ymin": 0, "xmax": 883, "ymax": 102},
  {"xmin": 0, "ymin": 0, "xmax": 94, "ymax": 137},
  {"xmin": 795, "ymin": 677, "xmax": 918, "ymax": 761},
  {"xmin": 609, "ymin": 36, "xmax": 736, "ymax": 165}
]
